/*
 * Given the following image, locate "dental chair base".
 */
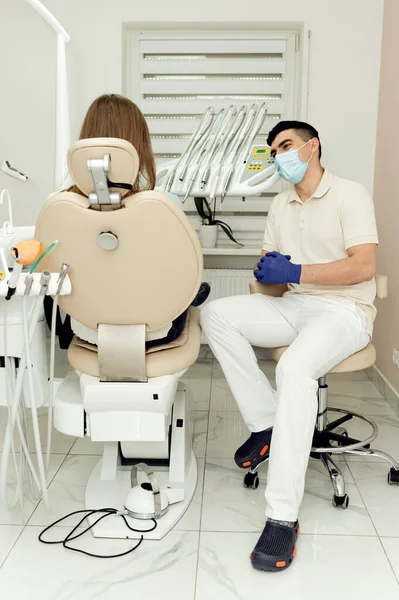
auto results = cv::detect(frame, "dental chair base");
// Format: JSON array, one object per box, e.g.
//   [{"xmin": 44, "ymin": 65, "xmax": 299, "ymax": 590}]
[{"xmin": 55, "ymin": 371, "xmax": 198, "ymax": 539}]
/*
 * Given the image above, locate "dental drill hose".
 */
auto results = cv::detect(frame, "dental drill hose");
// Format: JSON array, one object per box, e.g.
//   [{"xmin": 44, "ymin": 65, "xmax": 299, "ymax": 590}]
[
  {"xmin": 3, "ymin": 304, "xmax": 23, "ymax": 511},
  {"xmin": 0, "ymin": 297, "xmax": 48, "ymax": 509},
  {"xmin": 22, "ymin": 295, "xmax": 49, "ymax": 507},
  {"xmin": 0, "ymin": 241, "xmax": 61, "ymax": 510},
  {"xmin": 209, "ymin": 106, "xmax": 247, "ymax": 202},
  {"xmin": 1, "ymin": 299, "xmax": 44, "ymax": 510},
  {"xmin": 46, "ymin": 263, "xmax": 69, "ymax": 470}
]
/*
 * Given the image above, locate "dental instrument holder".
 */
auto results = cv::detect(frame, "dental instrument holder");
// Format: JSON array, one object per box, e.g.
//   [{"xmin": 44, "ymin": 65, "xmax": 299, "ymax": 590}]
[
  {"xmin": 158, "ymin": 143, "xmax": 279, "ymax": 201},
  {"xmin": 0, "ymin": 272, "xmax": 71, "ymax": 297},
  {"xmin": 0, "ymin": 273, "xmax": 71, "ymax": 416},
  {"xmin": 156, "ymin": 104, "xmax": 281, "ymax": 201},
  {"xmin": 0, "ymin": 160, "xmax": 28, "ymax": 182}
]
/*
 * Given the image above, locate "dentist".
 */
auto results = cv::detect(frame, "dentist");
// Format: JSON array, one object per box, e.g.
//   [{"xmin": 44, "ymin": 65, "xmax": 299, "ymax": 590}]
[{"xmin": 200, "ymin": 121, "xmax": 378, "ymax": 572}]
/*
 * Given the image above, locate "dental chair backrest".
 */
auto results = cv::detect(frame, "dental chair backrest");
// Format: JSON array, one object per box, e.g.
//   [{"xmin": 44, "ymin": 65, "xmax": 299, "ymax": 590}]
[{"xmin": 35, "ymin": 138, "xmax": 203, "ymax": 382}]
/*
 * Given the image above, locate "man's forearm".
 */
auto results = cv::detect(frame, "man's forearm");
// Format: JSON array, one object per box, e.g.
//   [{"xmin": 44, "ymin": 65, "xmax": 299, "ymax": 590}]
[{"xmin": 300, "ymin": 256, "xmax": 375, "ymax": 286}]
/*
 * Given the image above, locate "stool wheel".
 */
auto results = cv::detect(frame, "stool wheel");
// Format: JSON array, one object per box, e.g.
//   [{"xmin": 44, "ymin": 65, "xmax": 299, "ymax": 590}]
[
  {"xmin": 244, "ymin": 472, "xmax": 259, "ymax": 490},
  {"xmin": 388, "ymin": 468, "xmax": 399, "ymax": 485},
  {"xmin": 332, "ymin": 494, "xmax": 349, "ymax": 509}
]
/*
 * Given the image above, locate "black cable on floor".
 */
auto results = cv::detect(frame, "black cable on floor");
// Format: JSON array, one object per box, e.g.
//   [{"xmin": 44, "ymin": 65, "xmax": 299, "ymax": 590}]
[{"xmin": 38, "ymin": 508, "xmax": 157, "ymax": 559}]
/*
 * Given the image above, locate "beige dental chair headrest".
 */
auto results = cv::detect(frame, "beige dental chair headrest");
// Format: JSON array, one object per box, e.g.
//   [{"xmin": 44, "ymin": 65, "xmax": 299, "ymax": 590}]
[
  {"xmin": 35, "ymin": 139, "xmax": 203, "ymax": 333},
  {"xmin": 68, "ymin": 137, "xmax": 139, "ymax": 198}
]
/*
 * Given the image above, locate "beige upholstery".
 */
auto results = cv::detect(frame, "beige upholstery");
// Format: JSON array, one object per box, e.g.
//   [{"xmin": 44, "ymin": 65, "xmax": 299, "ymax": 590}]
[
  {"xmin": 35, "ymin": 138, "xmax": 203, "ymax": 380},
  {"xmin": 249, "ymin": 276, "xmax": 386, "ymax": 374},
  {"xmin": 35, "ymin": 190, "xmax": 203, "ymax": 332},
  {"xmin": 375, "ymin": 274, "xmax": 388, "ymax": 299},
  {"xmin": 68, "ymin": 307, "xmax": 201, "ymax": 379},
  {"xmin": 68, "ymin": 137, "xmax": 139, "ymax": 198}
]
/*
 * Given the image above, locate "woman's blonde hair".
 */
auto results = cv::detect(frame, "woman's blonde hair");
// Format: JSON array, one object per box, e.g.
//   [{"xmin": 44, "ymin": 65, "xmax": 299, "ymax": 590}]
[{"xmin": 71, "ymin": 94, "xmax": 156, "ymax": 194}]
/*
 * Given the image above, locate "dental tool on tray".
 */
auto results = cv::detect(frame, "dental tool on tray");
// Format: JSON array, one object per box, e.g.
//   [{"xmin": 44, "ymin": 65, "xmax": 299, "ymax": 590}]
[
  {"xmin": 200, "ymin": 105, "xmax": 237, "ymax": 190},
  {"xmin": 156, "ymin": 102, "xmax": 280, "ymax": 200},
  {"xmin": 163, "ymin": 106, "xmax": 214, "ymax": 192},
  {"xmin": 182, "ymin": 106, "xmax": 234, "ymax": 203},
  {"xmin": 220, "ymin": 103, "xmax": 258, "ymax": 202},
  {"xmin": 178, "ymin": 107, "xmax": 215, "ymax": 185}
]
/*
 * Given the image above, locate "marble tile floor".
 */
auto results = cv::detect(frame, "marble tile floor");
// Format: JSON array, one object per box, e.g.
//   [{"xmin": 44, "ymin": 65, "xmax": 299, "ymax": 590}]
[{"xmin": 0, "ymin": 348, "xmax": 399, "ymax": 599}]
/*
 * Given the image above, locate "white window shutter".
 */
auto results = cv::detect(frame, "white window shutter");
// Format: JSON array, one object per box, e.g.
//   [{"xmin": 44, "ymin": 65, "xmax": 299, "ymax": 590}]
[{"xmin": 127, "ymin": 30, "xmax": 298, "ymax": 161}]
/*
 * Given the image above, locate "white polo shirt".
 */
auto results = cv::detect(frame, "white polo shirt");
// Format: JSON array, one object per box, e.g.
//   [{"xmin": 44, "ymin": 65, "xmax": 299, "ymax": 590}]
[{"xmin": 262, "ymin": 170, "xmax": 379, "ymax": 334}]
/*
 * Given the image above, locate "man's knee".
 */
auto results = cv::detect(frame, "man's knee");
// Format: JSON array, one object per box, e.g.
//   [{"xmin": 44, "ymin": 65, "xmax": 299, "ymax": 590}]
[
  {"xmin": 200, "ymin": 296, "xmax": 244, "ymax": 337},
  {"xmin": 200, "ymin": 298, "xmax": 223, "ymax": 332},
  {"xmin": 276, "ymin": 351, "xmax": 314, "ymax": 384}
]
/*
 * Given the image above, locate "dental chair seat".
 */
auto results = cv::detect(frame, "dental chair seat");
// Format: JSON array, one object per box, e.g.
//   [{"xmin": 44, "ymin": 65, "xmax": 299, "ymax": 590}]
[{"xmin": 68, "ymin": 306, "xmax": 201, "ymax": 379}]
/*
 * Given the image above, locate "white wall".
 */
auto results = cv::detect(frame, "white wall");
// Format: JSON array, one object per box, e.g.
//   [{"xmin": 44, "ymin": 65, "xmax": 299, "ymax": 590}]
[{"xmin": 0, "ymin": 0, "xmax": 384, "ymax": 225}]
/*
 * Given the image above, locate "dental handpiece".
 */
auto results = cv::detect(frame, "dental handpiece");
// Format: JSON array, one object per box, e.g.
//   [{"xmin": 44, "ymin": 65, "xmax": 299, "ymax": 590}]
[
  {"xmin": 181, "ymin": 131, "xmax": 211, "ymax": 186},
  {"xmin": 200, "ymin": 106, "xmax": 237, "ymax": 189},
  {"xmin": 239, "ymin": 103, "xmax": 267, "ymax": 164},
  {"xmin": 178, "ymin": 108, "xmax": 215, "ymax": 183},
  {"xmin": 220, "ymin": 106, "xmax": 257, "ymax": 201},
  {"xmin": 209, "ymin": 107, "xmax": 248, "ymax": 202},
  {"xmin": 199, "ymin": 108, "xmax": 229, "ymax": 188},
  {"xmin": 221, "ymin": 167, "xmax": 234, "ymax": 203},
  {"xmin": 5, "ymin": 247, "xmax": 22, "ymax": 301},
  {"xmin": 24, "ymin": 274, "xmax": 34, "ymax": 296},
  {"xmin": 183, "ymin": 145, "xmax": 209, "ymax": 203},
  {"xmin": 39, "ymin": 271, "xmax": 51, "ymax": 296},
  {"xmin": 56, "ymin": 263, "xmax": 69, "ymax": 295},
  {"xmin": 183, "ymin": 172, "xmax": 197, "ymax": 204}
]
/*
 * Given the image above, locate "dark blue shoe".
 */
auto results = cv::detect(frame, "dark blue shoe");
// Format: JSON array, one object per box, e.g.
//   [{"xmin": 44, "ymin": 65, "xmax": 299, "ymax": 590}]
[
  {"xmin": 250, "ymin": 520, "xmax": 300, "ymax": 572},
  {"xmin": 234, "ymin": 427, "xmax": 273, "ymax": 469}
]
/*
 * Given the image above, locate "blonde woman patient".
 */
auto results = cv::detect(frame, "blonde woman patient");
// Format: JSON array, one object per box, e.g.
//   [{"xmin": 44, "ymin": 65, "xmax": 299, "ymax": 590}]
[{"xmin": 44, "ymin": 94, "xmax": 210, "ymax": 349}]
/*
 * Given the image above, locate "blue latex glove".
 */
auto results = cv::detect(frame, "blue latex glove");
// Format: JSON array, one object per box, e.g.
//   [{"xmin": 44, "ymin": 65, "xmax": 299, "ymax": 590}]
[{"xmin": 254, "ymin": 251, "xmax": 302, "ymax": 285}]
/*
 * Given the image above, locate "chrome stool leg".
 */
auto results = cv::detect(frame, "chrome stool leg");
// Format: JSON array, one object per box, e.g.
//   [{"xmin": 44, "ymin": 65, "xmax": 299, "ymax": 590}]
[
  {"xmin": 344, "ymin": 448, "xmax": 399, "ymax": 485},
  {"xmin": 333, "ymin": 426, "xmax": 348, "ymax": 437},
  {"xmin": 320, "ymin": 453, "xmax": 349, "ymax": 508},
  {"xmin": 316, "ymin": 377, "xmax": 328, "ymax": 432}
]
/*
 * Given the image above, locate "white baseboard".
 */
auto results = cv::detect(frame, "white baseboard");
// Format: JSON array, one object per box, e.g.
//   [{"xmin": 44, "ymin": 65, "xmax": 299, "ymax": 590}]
[{"xmin": 366, "ymin": 365, "xmax": 399, "ymax": 417}]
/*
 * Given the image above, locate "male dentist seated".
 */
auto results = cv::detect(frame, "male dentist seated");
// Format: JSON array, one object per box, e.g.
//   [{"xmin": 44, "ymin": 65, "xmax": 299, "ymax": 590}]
[{"xmin": 200, "ymin": 120, "xmax": 378, "ymax": 572}]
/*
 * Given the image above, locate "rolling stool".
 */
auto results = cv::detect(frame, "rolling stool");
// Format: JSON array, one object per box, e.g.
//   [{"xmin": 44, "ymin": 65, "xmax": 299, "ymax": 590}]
[{"xmin": 243, "ymin": 278, "xmax": 399, "ymax": 509}]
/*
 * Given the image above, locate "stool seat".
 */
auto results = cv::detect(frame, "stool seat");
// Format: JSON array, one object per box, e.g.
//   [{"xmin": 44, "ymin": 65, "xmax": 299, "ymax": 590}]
[{"xmin": 272, "ymin": 342, "xmax": 376, "ymax": 374}]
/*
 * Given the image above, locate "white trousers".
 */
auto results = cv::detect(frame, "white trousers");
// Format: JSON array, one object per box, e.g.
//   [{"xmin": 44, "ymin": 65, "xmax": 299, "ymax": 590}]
[{"xmin": 200, "ymin": 293, "xmax": 370, "ymax": 522}]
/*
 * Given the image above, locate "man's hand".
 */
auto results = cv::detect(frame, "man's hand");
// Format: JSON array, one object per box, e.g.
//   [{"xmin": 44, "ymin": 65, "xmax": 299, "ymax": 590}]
[{"xmin": 254, "ymin": 252, "xmax": 302, "ymax": 285}]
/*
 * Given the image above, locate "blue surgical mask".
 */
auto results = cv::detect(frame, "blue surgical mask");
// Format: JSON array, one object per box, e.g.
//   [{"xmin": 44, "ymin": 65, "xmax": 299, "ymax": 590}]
[{"xmin": 273, "ymin": 140, "xmax": 313, "ymax": 185}]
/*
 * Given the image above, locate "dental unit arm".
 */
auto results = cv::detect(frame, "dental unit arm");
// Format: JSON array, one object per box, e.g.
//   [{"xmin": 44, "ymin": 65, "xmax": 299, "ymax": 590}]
[{"xmin": 156, "ymin": 103, "xmax": 280, "ymax": 200}]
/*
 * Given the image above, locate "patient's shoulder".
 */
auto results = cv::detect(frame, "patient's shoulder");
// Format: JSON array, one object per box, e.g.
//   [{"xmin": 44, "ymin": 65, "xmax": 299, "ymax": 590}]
[{"xmin": 163, "ymin": 192, "xmax": 182, "ymax": 207}]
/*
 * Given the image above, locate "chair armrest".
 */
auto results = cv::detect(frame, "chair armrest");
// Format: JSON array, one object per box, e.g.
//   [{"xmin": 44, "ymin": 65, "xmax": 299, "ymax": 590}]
[
  {"xmin": 249, "ymin": 280, "xmax": 288, "ymax": 297},
  {"xmin": 375, "ymin": 275, "xmax": 387, "ymax": 299}
]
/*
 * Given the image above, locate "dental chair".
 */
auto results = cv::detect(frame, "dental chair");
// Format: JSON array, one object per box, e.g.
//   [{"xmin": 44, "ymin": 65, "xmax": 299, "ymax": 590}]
[
  {"xmin": 35, "ymin": 138, "xmax": 203, "ymax": 539},
  {"xmin": 244, "ymin": 279, "xmax": 399, "ymax": 507}
]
